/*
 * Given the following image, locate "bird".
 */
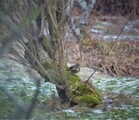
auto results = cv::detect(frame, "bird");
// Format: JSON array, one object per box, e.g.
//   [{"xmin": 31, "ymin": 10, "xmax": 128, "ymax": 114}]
[{"xmin": 69, "ymin": 63, "xmax": 80, "ymax": 75}]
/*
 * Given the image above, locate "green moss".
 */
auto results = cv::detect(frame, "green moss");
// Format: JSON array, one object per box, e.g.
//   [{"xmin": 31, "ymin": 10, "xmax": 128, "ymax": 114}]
[
  {"xmin": 41, "ymin": 64, "xmax": 103, "ymax": 107},
  {"xmin": 66, "ymin": 72, "xmax": 102, "ymax": 106},
  {"xmin": 79, "ymin": 95, "xmax": 101, "ymax": 105},
  {"xmin": 66, "ymin": 71, "xmax": 80, "ymax": 85}
]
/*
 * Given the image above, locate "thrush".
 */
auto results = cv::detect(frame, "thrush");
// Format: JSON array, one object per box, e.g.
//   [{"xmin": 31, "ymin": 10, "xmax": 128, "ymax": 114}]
[{"xmin": 69, "ymin": 63, "xmax": 80, "ymax": 75}]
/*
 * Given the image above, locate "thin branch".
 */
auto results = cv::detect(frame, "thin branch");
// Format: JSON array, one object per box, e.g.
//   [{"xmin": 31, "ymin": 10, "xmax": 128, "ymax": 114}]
[
  {"xmin": 85, "ymin": 12, "xmax": 133, "ymax": 84},
  {"xmin": 6, "ymin": 55, "xmax": 31, "ymax": 68},
  {"xmin": 0, "ymin": 13, "xmax": 22, "ymax": 56}
]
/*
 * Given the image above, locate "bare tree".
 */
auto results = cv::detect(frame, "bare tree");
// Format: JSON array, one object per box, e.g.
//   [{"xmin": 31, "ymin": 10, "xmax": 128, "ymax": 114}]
[{"xmin": 0, "ymin": 1, "xmax": 102, "ymax": 119}]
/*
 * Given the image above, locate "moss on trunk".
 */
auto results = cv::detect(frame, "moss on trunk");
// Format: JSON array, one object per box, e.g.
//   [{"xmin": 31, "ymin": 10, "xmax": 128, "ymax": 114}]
[{"xmin": 66, "ymin": 71, "xmax": 102, "ymax": 107}]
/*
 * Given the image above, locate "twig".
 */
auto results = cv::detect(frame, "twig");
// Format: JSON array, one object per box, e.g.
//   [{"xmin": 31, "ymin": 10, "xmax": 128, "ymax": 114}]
[
  {"xmin": 0, "ymin": 13, "xmax": 22, "ymax": 57},
  {"xmin": 6, "ymin": 55, "xmax": 31, "ymax": 68},
  {"xmin": 85, "ymin": 13, "xmax": 133, "ymax": 84}
]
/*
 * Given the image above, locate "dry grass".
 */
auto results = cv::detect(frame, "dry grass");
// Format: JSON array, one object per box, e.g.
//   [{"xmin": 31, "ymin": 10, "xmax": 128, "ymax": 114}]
[
  {"xmin": 66, "ymin": 38, "xmax": 139, "ymax": 77},
  {"xmin": 37, "ymin": 96, "xmax": 69, "ymax": 112},
  {"xmin": 66, "ymin": 7, "xmax": 139, "ymax": 77}
]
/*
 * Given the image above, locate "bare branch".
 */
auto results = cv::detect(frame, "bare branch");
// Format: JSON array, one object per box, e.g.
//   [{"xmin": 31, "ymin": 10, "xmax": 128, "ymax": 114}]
[{"xmin": 85, "ymin": 11, "xmax": 133, "ymax": 84}]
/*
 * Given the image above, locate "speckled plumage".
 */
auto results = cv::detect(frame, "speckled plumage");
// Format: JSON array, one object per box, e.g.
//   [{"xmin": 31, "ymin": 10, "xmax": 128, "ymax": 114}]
[{"xmin": 69, "ymin": 63, "xmax": 80, "ymax": 75}]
